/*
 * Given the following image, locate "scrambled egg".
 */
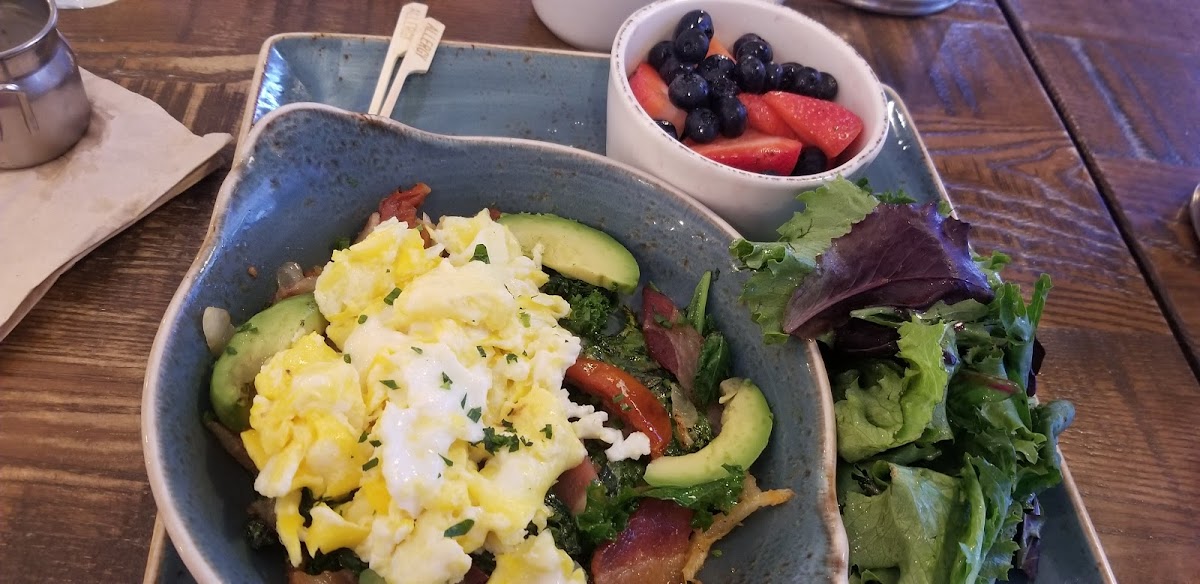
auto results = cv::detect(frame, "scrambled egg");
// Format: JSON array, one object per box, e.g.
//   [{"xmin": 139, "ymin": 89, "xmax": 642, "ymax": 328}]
[{"xmin": 241, "ymin": 212, "xmax": 592, "ymax": 584}]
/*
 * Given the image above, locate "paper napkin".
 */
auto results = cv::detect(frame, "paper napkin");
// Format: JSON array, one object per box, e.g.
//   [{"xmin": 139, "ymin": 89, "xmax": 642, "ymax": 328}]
[{"xmin": 0, "ymin": 69, "xmax": 231, "ymax": 342}]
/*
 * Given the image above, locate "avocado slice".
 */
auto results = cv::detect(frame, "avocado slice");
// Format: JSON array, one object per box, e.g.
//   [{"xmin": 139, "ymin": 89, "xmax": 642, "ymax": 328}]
[
  {"xmin": 497, "ymin": 212, "xmax": 640, "ymax": 294},
  {"xmin": 643, "ymin": 378, "xmax": 773, "ymax": 487},
  {"xmin": 209, "ymin": 293, "xmax": 328, "ymax": 432}
]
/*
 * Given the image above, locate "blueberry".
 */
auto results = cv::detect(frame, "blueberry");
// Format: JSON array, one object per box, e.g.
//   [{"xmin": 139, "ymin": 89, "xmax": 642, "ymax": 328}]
[
  {"xmin": 713, "ymin": 96, "xmax": 747, "ymax": 138},
  {"xmin": 708, "ymin": 76, "xmax": 740, "ymax": 102},
  {"xmin": 792, "ymin": 146, "xmax": 829, "ymax": 176},
  {"xmin": 733, "ymin": 33, "xmax": 765, "ymax": 57},
  {"xmin": 697, "ymin": 54, "xmax": 735, "ymax": 85},
  {"xmin": 789, "ymin": 65, "xmax": 821, "ymax": 97},
  {"xmin": 655, "ymin": 119, "xmax": 681, "ymax": 140},
  {"xmin": 813, "ymin": 71, "xmax": 839, "ymax": 100},
  {"xmin": 657, "ymin": 56, "xmax": 693, "ymax": 84},
  {"xmin": 648, "ymin": 40, "xmax": 676, "ymax": 70},
  {"xmin": 779, "ymin": 62, "xmax": 804, "ymax": 88},
  {"xmin": 684, "ymin": 108, "xmax": 720, "ymax": 143},
  {"xmin": 668, "ymin": 72, "xmax": 710, "ymax": 110},
  {"xmin": 674, "ymin": 10, "xmax": 714, "ymax": 39},
  {"xmin": 735, "ymin": 55, "xmax": 767, "ymax": 93},
  {"xmin": 735, "ymin": 39, "xmax": 773, "ymax": 64},
  {"xmin": 673, "ymin": 27, "xmax": 710, "ymax": 64},
  {"xmin": 763, "ymin": 62, "xmax": 783, "ymax": 91}
]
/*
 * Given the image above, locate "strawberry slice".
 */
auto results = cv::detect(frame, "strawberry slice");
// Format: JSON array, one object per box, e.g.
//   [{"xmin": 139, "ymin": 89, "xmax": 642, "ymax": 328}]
[
  {"xmin": 628, "ymin": 62, "xmax": 686, "ymax": 132},
  {"xmin": 762, "ymin": 91, "xmax": 864, "ymax": 159},
  {"xmin": 691, "ymin": 131, "xmax": 803, "ymax": 175},
  {"xmin": 706, "ymin": 36, "xmax": 733, "ymax": 59},
  {"xmin": 591, "ymin": 499, "xmax": 694, "ymax": 584},
  {"xmin": 738, "ymin": 93, "xmax": 799, "ymax": 139}
]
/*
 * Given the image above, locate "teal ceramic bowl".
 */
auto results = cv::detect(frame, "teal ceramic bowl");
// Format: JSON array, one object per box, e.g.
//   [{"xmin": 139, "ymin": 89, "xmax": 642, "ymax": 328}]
[{"xmin": 142, "ymin": 103, "xmax": 846, "ymax": 583}]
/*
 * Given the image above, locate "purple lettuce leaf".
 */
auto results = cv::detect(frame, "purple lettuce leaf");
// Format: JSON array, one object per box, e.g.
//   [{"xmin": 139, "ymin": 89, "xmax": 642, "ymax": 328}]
[{"xmin": 783, "ymin": 204, "xmax": 995, "ymax": 338}]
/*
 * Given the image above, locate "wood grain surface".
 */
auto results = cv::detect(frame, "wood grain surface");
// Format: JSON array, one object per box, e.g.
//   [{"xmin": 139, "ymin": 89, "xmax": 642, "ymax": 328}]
[
  {"xmin": 1000, "ymin": 0, "xmax": 1200, "ymax": 372},
  {"xmin": 0, "ymin": 0, "xmax": 1197, "ymax": 582}
]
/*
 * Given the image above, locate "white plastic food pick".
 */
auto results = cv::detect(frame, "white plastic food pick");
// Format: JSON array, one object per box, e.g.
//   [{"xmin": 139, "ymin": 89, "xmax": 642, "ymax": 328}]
[
  {"xmin": 377, "ymin": 17, "xmax": 445, "ymax": 118},
  {"xmin": 367, "ymin": 2, "xmax": 429, "ymax": 116}
]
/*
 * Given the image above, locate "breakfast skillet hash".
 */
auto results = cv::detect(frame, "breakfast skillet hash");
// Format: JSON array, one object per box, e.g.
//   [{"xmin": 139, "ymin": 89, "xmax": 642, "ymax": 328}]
[{"xmin": 202, "ymin": 184, "xmax": 792, "ymax": 584}]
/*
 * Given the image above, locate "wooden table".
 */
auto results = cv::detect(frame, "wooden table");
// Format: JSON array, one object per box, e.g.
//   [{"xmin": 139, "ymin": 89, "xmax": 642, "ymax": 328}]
[{"xmin": 1, "ymin": 0, "xmax": 1196, "ymax": 582}]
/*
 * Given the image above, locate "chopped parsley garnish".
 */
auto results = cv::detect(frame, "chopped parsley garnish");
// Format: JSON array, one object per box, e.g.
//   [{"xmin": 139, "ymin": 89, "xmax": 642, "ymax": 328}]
[
  {"xmin": 235, "ymin": 322, "xmax": 258, "ymax": 334},
  {"xmin": 381, "ymin": 379, "xmax": 399, "ymax": 390},
  {"xmin": 343, "ymin": 354, "xmax": 352, "ymax": 364},
  {"xmin": 460, "ymin": 395, "xmax": 467, "ymax": 409},
  {"xmin": 620, "ymin": 403, "xmax": 632, "ymax": 412},
  {"xmin": 444, "ymin": 519, "xmax": 475, "ymax": 538},
  {"xmin": 369, "ymin": 439, "xmax": 381, "ymax": 447},
  {"xmin": 412, "ymin": 346, "xmax": 423, "ymax": 354},
  {"xmin": 467, "ymin": 407, "xmax": 482, "ymax": 423},
  {"xmin": 383, "ymin": 287, "xmax": 402, "ymax": 305},
  {"xmin": 440, "ymin": 454, "xmax": 453, "ymax": 467},
  {"xmin": 478, "ymin": 427, "xmax": 523, "ymax": 453},
  {"xmin": 519, "ymin": 312, "xmax": 531, "ymax": 327},
  {"xmin": 520, "ymin": 436, "xmax": 534, "ymax": 447},
  {"xmin": 358, "ymin": 431, "xmax": 368, "ymax": 443},
  {"xmin": 541, "ymin": 424, "xmax": 553, "ymax": 439},
  {"xmin": 441, "ymin": 372, "xmax": 453, "ymax": 389},
  {"xmin": 362, "ymin": 458, "xmax": 379, "ymax": 471},
  {"xmin": 477, "ymin": 346, "xmax": 487, "ymax": 358},
  {"xmin": 612, "ymin": 393, "xmax": 626, "ymax": 403},
  {"xmin": 332, "ymin": 236, "xmax": 352, "ymax": 251},
  {"xmin": 501, "ymin": 420, "xmax": 515, "ymax": 431},
  {"xmin": 358, "ymin": 314, "xmax": 368, "ymax": 324},
  {"xmin": 506, "ymin": 353, "xmax": 519, "ymax": 364},
  {"xmin": 472, "ymin": 244, "xmax": 490, "ymax": 264},
  {"xmin": 224, "ymin": 345, "xmax": 238, "ymax": 356}
]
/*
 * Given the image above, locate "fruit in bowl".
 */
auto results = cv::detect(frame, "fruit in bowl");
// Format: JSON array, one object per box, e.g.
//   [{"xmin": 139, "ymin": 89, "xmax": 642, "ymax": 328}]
[
  {"xmin": 627, "ymin": 9, "xmax": 866, "ymax": 177},
  {"xmin": 606, "ymin": 0, "xmax": 889, "ymax": 240}
]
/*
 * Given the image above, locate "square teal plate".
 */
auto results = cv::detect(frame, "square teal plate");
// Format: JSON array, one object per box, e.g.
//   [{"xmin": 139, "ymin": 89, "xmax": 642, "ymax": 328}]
[{"xmin": 145, "ymin": 33, "xmax": 1115, "ymax": 584}]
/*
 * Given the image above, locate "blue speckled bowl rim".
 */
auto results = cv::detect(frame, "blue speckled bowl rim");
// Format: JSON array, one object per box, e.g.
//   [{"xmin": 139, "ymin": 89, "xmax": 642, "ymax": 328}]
[{"xmin": 142, "ymin": 101, "xmax": 848, "ymax": 584}]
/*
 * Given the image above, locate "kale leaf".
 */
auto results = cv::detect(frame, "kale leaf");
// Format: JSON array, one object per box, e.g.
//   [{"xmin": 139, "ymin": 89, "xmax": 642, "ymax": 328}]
[
  {"xmin": 576, "ymin": 483, "xmax": 639, "ymax": 546},
  {"xmin": 542, "ymin": 273, "xmax": 617, "ymax": 339},
  {"xmin": 640, "ymin": 465, "xmax": 745, "ymax": 529}
]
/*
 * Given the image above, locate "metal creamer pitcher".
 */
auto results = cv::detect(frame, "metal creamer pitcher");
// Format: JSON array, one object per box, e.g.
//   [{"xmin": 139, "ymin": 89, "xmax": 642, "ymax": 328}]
[{"xmin": 0, "ymin": 0, "xmax": 91, "ymax": 169}]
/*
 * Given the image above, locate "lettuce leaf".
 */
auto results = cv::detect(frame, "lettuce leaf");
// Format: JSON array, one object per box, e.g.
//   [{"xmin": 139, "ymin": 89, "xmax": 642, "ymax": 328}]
[
  {"xmin": 729, "ymin": 178, "xmax": 879, "ymax": 343},
  {"xmin": 841, "ymin": 458, "xmax": 995, "ymax": 584},
  {"xmin": 834, "ymin": 319, "xmax": 955, "ymax": 461},
  {"xmin": 783, "ymin": 204, "xmax": 994, "ymax": 338}
]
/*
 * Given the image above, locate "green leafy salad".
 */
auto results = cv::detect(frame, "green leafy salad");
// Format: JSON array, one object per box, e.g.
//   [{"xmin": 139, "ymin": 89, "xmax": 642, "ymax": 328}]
[{"xmin": 729, "ymin": 178, "xmax": 1075, "ymax": 584}]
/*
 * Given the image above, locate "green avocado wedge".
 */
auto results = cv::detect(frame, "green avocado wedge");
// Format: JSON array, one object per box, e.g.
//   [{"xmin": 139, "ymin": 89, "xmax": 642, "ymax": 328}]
[
  {"xmin": 644, "ymin": 378, "xmax": 774, "ymax": 487},
  {"xmin": 209, "ymin": 293, "xmax": 328, "ymax": 432},
  {"xmin": 497, "ymin": 212, "xmax": 640, "ymax": 294}
]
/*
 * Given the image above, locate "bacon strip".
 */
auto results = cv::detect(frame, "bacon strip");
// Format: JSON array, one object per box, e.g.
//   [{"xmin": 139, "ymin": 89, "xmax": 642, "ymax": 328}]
[
  {"xmin": 592, "ymin": 499, "xmax": 694, "ymax": 584},
  {"xmin": 554, "ymin": 458, "xmax": 600, "ymax": 515},
  {"xmin": 641, "ymin": 288, "xmax": 704, "ymax": 395}
]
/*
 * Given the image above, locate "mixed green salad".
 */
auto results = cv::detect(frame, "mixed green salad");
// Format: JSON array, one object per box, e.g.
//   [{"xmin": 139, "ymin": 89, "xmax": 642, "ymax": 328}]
[{"xmin": 730, "ymin": 178, "xmax": 1075, "ymax": 583}]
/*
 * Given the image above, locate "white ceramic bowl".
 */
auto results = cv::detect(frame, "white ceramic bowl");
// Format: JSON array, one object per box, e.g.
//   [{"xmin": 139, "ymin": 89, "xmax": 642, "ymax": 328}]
[
  {"xmin": 533, "ymin": 0, "xmax": 784, "ymax": 53},
  {"xmin": 532, "ymin": 0, "xmax": 658, "ymax": 52},
  {"xmin": 606, "ymin": 0, "xmax": 889, "ymax": 239}
]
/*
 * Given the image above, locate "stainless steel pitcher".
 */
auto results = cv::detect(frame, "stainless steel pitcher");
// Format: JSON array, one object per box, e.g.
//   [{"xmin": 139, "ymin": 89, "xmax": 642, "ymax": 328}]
[{"xmin": 0, "ymin": 0, "xmax": 91, "ymax": 169}]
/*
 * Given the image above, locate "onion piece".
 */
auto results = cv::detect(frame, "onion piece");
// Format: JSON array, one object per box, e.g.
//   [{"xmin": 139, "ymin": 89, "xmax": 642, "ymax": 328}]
[
  {"xmin": 202, "ymin": 306, "xmax": 235, "ymax": 356},
  {"xmin": 275, "ymin": 261, "xmax": 305, "ymax": 291}
]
